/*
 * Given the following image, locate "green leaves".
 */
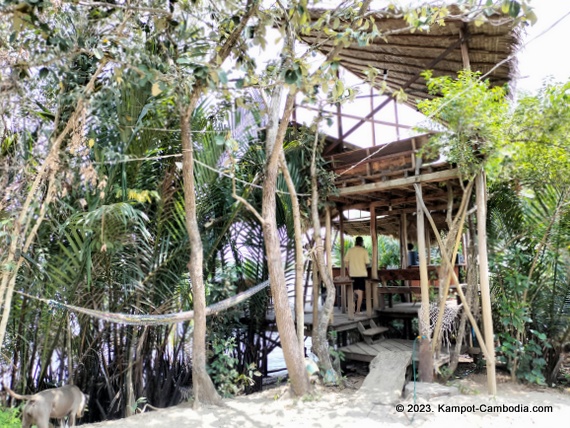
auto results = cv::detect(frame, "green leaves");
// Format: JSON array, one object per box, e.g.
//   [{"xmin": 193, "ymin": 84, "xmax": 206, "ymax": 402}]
[
  {"xmin": 506, "ymin": 81, "xmax": 570, "ymax": 189},
  {"xmin": 417, "ymin": 70, "xmax": 508, "ymax": 177}
]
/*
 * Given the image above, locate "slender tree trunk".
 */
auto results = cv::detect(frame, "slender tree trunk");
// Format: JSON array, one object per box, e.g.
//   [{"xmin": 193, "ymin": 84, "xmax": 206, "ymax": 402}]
[
  {"xmin": 448, "ymin": 219, "xmax": 478, "ymax": 375},
  {"xmin": 0, "ymin": 61, "xmax": 107, "ymax": 350},
  {"xmin": 262, "ymin": 89, "xmax": 310, "ymax": 396},
  {"xmin": 180, "ymin": 100, "xmax": 222, "ymax": 407},
  {"xmin": 279, "ymin": 154, "xmax": 306, "ymax": 350},
  {"xmin": 309, "ymin": 130, "xmax": 340, "ymax": 384},
  {"xmin": 125, "ymin": 326, "xmax": 137, "ymax": 417}
]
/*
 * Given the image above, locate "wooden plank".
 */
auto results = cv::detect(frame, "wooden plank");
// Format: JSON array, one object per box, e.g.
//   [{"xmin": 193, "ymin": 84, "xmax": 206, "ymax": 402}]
[
  {"xmin": 356, "ymin": 348, "xmax": 413, "ymax": 404},
  {"xmin": 361, "ymin": 327, "xmax": 388, "ymax": 336},
  {"xmin": 389, "ymin": 340, "xmax": 414, "ymax": 352},
  {"xmin": 337, "ymin": 168, "xmax": 460, "ymax": 196},
  {"xmin": 339, "ymin": 339, "xmax": 449, "ymax": 365}
]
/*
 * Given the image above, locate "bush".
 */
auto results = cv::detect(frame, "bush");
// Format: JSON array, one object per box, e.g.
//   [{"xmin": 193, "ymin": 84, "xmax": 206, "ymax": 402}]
[{"xmin": 0, "ymin": 407, "xmax": 21, "ymax": 428}]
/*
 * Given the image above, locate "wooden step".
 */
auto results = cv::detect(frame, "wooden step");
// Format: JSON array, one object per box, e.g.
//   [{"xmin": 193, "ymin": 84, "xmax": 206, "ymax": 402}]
[
  {"xmin": 361, "ymin": 326, "xmax": 389, "ymax": 336},
  {"xmin": 357, "ymin": 321, "xmax": 388, "ymax": 345}
]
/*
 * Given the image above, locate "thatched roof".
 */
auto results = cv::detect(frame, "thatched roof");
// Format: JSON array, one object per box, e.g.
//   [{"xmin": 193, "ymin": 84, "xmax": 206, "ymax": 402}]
[{"xmin": 302, "ymin": 6, "xmax": 520, "ymax": 108}]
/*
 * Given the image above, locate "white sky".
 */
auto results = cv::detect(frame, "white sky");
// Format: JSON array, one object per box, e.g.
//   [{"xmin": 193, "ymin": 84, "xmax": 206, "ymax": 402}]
[{"xmin": 516, "ymin": 0, "xmax": 570, "ymax": 92}]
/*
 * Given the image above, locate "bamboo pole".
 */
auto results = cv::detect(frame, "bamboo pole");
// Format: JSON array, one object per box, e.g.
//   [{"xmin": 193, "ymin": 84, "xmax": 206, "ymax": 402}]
[
  {"xmin": 416, "ymin": 184, "xmax": 433, "ymax": 381},
  {"xmin": 370, "ymin": 204, "xmax": 378, "ymax": 313},
  {"xmin": 430, "ymin": 181, "xmax": 473, "ymax": 353},
  {"xmin": 325, "ymin": 208, "xmax": 333, "ymax": 323},
  {"xmin": 400, "ymin": 213, "xmax": 408, "ymax": 268},
  {"xmin": 476, "ymin": 172, "xmax": 497, "ymax": 396},
  {"xmin": 414, "ymin": 183, "xmax": 492, "ymax": 364},
  {"xmin": 326, "ymin": 207, "xmax": 333, "ymax": 279}
]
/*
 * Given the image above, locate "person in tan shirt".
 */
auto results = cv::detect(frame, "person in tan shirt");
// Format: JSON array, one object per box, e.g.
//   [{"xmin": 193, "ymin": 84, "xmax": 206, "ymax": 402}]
[{"xmin": 344, "ymin": 236, "xmax": 370, "ymax": 314}]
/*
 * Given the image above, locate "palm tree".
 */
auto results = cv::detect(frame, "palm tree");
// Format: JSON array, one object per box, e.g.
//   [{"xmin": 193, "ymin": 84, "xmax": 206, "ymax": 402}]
[{"xmin": 488, "ymin": 183, "xmax": 570, "ymax": 384}]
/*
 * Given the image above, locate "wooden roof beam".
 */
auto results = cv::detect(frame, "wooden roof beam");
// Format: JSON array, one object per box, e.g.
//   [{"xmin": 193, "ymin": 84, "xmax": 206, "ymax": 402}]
[
  {"xmin": 299, "ymin": 104, "xmax": 413, "ymax": 130},
  {"xmin": 340, "ymin": 35, "xmax": 467, "ymax": 141}
]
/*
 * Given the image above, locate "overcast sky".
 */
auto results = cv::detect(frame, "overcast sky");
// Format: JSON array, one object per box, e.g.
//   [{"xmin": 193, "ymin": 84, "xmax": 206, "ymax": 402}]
[{"xmin": 515, "ymin": 0, "xmax": 570, "ymax": 92}]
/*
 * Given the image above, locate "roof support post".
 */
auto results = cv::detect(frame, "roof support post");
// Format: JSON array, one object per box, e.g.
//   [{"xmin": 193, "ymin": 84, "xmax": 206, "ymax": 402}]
[
  {"xmin": 476, "ymin": 172, "xmax": 497, "ymax": 395},
  {"xmin": 370, "ymin": 204, "xmax": 379, "ymax": 315},
  {"xmin": 416, "ymin": 183, "xmax": 434, "ymax": 382},
  {"xmin": 325, "ymin": 206, "xmax": 333, "ymax": 279},
  {"xmin": 340, "ymin": 208, "xmax": 346, "ymax": 277},
  {"xmin": 400, "ymin": 213, "xmax": 408, "ymax": 268}
]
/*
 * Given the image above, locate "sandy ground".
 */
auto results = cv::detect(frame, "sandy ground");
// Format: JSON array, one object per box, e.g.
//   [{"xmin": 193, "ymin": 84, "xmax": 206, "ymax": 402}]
[{"xmin": 80, "ymin": 372, "xmax": 570, "ymax": 428}]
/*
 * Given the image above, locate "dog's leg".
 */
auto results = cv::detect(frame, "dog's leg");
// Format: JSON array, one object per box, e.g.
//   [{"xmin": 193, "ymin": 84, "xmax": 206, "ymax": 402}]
[{"xmin": 21, "ymin": 412, "xmax": 32, "ymax": 428}]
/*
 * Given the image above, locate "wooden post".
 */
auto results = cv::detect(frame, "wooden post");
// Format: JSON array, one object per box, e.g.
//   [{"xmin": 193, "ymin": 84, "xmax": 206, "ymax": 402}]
[
  {"xmin": 476, "ymin": 172, "xmax": 497, "ymax": 395},
  {"xmin": 400, "ymin": 213, "xmax": 408, "ymax": 268},
  {"xmin": 416, "ymin": 183, "xmax": 433, "ymax": 382},
  {"xmin": 369, "ymin": 204, "xmax": 378, "ymax": 315},
  {"xmin": 326, "ymin": 206, "xmax": 333, "ymax": 323}
]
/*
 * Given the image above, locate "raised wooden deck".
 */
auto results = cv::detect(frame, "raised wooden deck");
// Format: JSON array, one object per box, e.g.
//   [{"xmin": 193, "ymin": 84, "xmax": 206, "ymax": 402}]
[
  {"xmin": 339, "ymin": 339, "xmax": 417, "ymax": 362},
  {"xmin": 339, "ymin": 339, "xmax": 450, "ymax": 367},
  {"xmin": 302, "ymin": 309, "xmax": 380, "ymax": 333}
]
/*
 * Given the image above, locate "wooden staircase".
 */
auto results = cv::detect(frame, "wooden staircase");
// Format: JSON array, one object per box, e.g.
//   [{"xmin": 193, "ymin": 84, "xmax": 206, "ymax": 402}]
[{"xmin": 357, "ymin": 320, "xmax": 388, "ymax": 345}]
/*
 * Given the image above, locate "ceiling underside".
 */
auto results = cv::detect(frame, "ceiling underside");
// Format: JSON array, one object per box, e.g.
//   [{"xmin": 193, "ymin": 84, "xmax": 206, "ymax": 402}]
[{"xmin": 327, "ymin": 134, "xmax": 468, "ymax": 239}]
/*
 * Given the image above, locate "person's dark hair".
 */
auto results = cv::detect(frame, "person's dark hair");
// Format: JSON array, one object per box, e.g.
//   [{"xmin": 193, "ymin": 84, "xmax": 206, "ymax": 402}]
[
  {"xmin": 355, "ymin": 236, "xmax": 364, "ymax": 246},
  {"xmin": 407, "ymin": 243, "xmax": 414, "ymax": 251}
]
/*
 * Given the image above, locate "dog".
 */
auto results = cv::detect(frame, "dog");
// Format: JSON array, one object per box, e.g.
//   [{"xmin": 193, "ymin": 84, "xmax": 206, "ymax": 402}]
[{"xmin": 4, "ymin": 384, "xmax": 87, "ymax": 428}]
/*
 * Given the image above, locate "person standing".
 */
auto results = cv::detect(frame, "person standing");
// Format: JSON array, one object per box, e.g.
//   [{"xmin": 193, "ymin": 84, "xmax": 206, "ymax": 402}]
[{"xmin": 344, "ymin": 236, "xmax": 370, "ymax": 314}]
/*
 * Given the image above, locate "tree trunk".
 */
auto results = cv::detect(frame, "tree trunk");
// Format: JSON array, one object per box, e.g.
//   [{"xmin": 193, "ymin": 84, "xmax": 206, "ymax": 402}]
[
  {"xmin": 0, "ymin": 62, "xmax": 107, "ymax": 349},
  {"xmin": 448, "ymin": 220, "xmax": 477, "ymax": 375},
  {"xmin": 279, "ymin": 154, "xmax": 305, "ymax": 350},
  {"xmin": 309, "ymin": 130, "xmax": 341, "ymax": 385},
  {"xmin": 262, "ymin": 89, "xmax": 310, "ymax": 397},
  {"xmin": 180, "ymin": 101, "xmax": 222, "ymax": 408}
]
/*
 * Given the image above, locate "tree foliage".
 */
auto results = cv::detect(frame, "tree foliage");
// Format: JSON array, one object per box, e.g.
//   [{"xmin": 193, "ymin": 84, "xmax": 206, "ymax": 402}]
[
  {"xmin": 417, "ymin": 69, "xmax": 570, "ymax": 385},
  {"xmin": 418, "ymin": 70, "xmax": 509, "ymax": 178},
  {"xmin": 0, "ymin": 0, "xmax": 546, "ymax": 420},
  {"xmin": 505, "ymin": 81, "xmax": 570, "ymax": 188}
]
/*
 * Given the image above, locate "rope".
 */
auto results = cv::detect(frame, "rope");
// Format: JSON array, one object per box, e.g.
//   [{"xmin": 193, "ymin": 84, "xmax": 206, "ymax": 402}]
[{"xmin": 15, "ymin": 279, "xmax": 271, "ymax": 326}]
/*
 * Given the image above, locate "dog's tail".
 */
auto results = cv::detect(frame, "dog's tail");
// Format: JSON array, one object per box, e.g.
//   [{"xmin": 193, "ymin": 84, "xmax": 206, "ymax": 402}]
[{"xmin": 3, "ymin": 383, "xmax": 36, "ymax": 401}]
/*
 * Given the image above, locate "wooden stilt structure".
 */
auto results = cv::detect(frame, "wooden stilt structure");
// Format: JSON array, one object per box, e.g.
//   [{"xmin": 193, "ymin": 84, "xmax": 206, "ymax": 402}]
[{"xmin": 287, "ymin": 12, "xmax": 519, "ymax": 395}]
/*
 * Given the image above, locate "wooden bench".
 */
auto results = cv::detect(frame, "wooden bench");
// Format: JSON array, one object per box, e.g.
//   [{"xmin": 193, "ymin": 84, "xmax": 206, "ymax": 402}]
[{"xmin": 357, "ymin": 320, "xmax": 388, "ymax": 345}]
